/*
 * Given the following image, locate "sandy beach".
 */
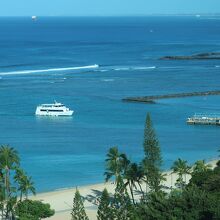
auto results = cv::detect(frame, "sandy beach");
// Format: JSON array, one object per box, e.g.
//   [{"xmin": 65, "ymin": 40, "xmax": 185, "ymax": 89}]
[{"xmin": 30, "ymin": 159, "xmax": 218, "ymax": 220}]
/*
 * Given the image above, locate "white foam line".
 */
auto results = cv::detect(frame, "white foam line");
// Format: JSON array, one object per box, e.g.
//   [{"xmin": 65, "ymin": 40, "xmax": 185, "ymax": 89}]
[
  {"xmin": 114, "ymin": 66, "xmax": 156, "ymax": 71},
  {"xmin": 101, "ymin": 79, "xmax": 115, "ymax": 82},
  {"xmin": 0, "ymin": 64, "xmax": 99, "ymax": 76},
  {"xmin": 115, "ymin": 67, "xmax": 130, "ymax": 71},
  {"xmin": 132, "ymin": 66, "xmax": 156, "ymax": 70}
]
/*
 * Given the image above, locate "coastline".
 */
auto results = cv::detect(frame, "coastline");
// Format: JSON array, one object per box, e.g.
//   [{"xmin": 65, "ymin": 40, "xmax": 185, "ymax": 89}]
[{"xmin": 30, "ymin": 159, "xmax": 218, "ymax": 220}]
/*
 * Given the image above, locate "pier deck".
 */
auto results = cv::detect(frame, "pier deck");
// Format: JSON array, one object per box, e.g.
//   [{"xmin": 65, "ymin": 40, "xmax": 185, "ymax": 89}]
[{"xmin": 187, "ymin": 114, "xmax": 220, "ymax": 125}]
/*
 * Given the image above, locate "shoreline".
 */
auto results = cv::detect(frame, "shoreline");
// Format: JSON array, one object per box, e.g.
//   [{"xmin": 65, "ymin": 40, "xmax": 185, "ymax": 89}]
[
  {"xmin": 30, "ymin": 159, "xmax": 218, "ymax": 220},
  {"xmin": 35, "ymin": 157, "xmax": 219, "ymax": 195}
]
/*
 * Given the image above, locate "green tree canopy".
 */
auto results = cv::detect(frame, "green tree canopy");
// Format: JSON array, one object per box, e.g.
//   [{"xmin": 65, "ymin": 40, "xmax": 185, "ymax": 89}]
[
  {"xmin": 15, "ymin": 199, "xmax": 55, "ymax": 220},
  {"xmin": 142, "ymin": 113, "xmax": 163, "ymax": 192},
  {"xmin": 97, "ymin": 188, "xmax": 113, "ymax": 220},
  {"xmin": 0, "ymin": 145, "xmax": 20, "ymax": 219},
  {"xmin": 137, "ymin": 186, "xmax": 220, "ymax": 220},
  {"xmin": 192, "ymin": 160, "xmax": 212, "ymax": 174},
  {"xmin": 110, "ymin": 176, "xmax": 133, "ymax": 220},
  {"xmin": 171, "ymin": 158, "xmax": 191, "ymax": 189},
  {"xmin": 71, "ymin": 189, "xmax": 89, "ymax": 220},
  {"xmin": 104, "ymin": 146, "xmax": 130, "ymax": 185}
]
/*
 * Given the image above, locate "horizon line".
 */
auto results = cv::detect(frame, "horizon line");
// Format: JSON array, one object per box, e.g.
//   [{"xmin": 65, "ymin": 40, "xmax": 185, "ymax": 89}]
[{"xmin": 0, "ymin": 13, "xmax": 220, "ymax": 17}]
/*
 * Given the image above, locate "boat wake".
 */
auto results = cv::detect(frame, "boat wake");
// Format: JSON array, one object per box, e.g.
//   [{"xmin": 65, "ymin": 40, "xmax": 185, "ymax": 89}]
[
  {"xmin": 0, "ymin": 64, "xmax": 99, "ymax": 76},
  {"xmin": 96, "ymin": 66, "xmax": 156, "ymax": 72},
  {"xmin": 114, "ymin": 66, "xmax": 156, "ymax": 71},
  {"xmin": 0, "ymin": 64, "xmax": 157, "ymax": 76}
]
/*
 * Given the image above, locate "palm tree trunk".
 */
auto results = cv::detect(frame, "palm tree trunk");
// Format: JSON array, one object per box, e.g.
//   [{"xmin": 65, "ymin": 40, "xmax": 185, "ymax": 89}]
[
  {"xmin": 4, "ymin": 170, "xmax": 7, "ymax": 201},
  {"xmin": 171, "ymin": 172, "xmax": 173, "ymax": 189},
  {"xmin": 180, "ymin": 174, "xmax": 184, "ymax": 189},
  {"xmin": 20, "ymin": 191, "xmax": 22, "ymax": 201},
  {"xmin": 137, "ymin": 182, "xmax": 145, "ymax": 198},
  {"xmin": 1, "ymin": 207, "xmax": 3, "ymax": 220},
  {"xmin": 7, "ymin": 169, "xmax": 10, "ymax": 195},
  {"xmin": 145, "ymin": 179, "xmax": 149, "ymax": 194},
  {"xmin": 4, "ymin": 168, "xmax": 10, "ymax": 219},
  {"xmin": 128, "ymin": 183, "xmax": 135, "ymax": 205},
  {"xmin": 6, "ymin": 168, "xmax": 11, "ymax": 201},
  {"xmin": 145, "ymin": 176, "xmax": 148, "ymax": 194}
]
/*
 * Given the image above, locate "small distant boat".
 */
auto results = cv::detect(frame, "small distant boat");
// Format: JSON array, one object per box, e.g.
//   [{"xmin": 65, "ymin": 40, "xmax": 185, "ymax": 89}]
[
  {"xmin": 35, "ymin": 101, "xmax": 74, "ymax": 116},
  {"xmin": 32, "ymin": 16, "xmax": 37, "ymax": 21}
]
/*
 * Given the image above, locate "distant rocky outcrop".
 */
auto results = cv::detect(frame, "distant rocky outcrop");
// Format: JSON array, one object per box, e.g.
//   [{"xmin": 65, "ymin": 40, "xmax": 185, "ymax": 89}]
[{"xmin": 160, "ymin": 52, "xmax": 220, "ymax": 60}]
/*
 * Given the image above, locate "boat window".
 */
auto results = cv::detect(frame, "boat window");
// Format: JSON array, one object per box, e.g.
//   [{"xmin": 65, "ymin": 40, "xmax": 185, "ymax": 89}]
[
  {"xmin": 40, "ymin": 109, "xmax": 64, "ymax": 112},
  {"xmin": 42, "ymin": 105, "xmax": 53, "ymax": 107}
]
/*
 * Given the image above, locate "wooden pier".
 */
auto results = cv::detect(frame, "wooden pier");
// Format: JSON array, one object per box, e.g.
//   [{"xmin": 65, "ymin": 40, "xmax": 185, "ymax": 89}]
[{"xmin": 187, "ymin": 114, "xmax": 220, "ymax": 126}]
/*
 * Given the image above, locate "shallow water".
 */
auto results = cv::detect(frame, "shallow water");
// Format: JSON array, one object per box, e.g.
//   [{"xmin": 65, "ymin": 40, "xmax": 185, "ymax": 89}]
[{"xmin": 0, "ymin": 16, "xmax": 220, "ymax": 192}]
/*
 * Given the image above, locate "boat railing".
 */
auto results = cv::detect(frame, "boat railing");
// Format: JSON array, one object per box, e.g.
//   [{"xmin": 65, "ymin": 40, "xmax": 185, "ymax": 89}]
[{"xmin": 192, "ymin": 113, "xmax": 220, "ymax": 119}]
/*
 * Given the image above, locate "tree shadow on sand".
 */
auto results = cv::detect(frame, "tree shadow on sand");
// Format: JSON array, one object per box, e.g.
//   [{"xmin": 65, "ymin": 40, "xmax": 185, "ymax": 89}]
[{"xmin": 84, "ymin": 189, "xmax": 114, "ymax": 205}]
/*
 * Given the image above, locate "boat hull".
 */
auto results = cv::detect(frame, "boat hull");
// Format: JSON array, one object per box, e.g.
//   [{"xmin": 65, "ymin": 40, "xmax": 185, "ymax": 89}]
[{"xmin": 35, "ymin": 109, "xmax": 74, "ymax": 116}]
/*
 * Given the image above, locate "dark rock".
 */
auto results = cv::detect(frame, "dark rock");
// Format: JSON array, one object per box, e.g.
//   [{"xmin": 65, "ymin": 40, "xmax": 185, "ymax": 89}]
[
  {"xmin": 123, "ymin": 91, "xmax": 220, "ymax": 104},
  {"xmin": 160, "ymin": 52, "xmax": 220, "ymax": 60}
]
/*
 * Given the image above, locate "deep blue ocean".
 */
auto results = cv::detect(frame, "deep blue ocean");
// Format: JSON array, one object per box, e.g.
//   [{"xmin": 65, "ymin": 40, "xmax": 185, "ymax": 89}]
[{"xmin": 0, "ymin": 16, "xmax": 220, "ymax": 192}]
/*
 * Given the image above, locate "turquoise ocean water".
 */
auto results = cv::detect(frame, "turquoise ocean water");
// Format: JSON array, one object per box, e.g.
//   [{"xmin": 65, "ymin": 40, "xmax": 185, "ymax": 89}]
[{"xmin": 0, "ymin": 16, "xmax": 220, "ymax": 192}]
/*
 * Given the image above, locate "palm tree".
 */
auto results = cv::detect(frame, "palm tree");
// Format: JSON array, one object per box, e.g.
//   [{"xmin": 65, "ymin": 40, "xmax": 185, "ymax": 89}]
[
  {"xmin": 104, "ymin": 147, "xmax": 127, "ymax": 185},
  {"xmin": 120, "ymin": 153, "xmax": 130, "ymax": 176},
  {"xmin": 0, "ymin": 146, "xmax": 19, "ymax": 199},
  {"xmin": 124, "ymin": 163, "xmax": 138, "ymax": 204},
  {"xmin": 124, "ymin": 162, "xmax": 145, "ymax": 204},
  {"xmin": 14, "ymin": 168, "xmax": 24, "ymax": 201},
  {"xmin": 171, "ymin": 158, "xmax": 191, "ymax": 189},
  {"xmin": 14, "ymin": 168, "xmax": 36, "ymax": 200},
  {"xmin": 22, "ymin": 176, "xmax": 36, "ymax": 199},
  {"xmin": 170, "ymin": 170, "xmax": 175, "ymax": 189},
  {"xmin": 0, "ymin": 145, "xmax": 20, "ymax": 219},
  {"xmin": 192, "ymin": 160, "xmax": 212, "ymax": 174},
  {"xmin": 135, "ymin": 164, "xmax": 145, "ymax": 197},
  {"xmin": 14, "ymin": 168, "xmax": 36, "ymax": 201}
]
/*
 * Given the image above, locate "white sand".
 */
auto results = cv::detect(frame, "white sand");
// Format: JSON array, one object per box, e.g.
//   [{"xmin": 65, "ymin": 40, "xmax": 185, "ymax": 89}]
[{"xmin": 31, "ymin": 159, "xmax": 218, "ymax": 220}]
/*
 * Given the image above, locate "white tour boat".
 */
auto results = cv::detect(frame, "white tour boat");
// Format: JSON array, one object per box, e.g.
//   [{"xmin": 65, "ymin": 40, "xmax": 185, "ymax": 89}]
[
  {"xmin": 35, "ymin": 102, "xmax": 73, "ymax": 116},
  {"xmin": 32, "ymin": 16, "xmax": 37, "ymax": 21}
]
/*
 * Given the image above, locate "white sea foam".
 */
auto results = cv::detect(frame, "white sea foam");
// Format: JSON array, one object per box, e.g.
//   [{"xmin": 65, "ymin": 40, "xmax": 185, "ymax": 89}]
[
  {"xmin": 101, "ymin": 79, "xmax": 115, "ymax": 82},
  {"xmin": 99, "ymin": 69, "xmax": 109, "ymax": 72},
  {"xmin": 215, "ymin": 65, "xmax": 220, "ymax": 68},
  {"xmin": 0, "ymin": 64, "xmax": 99, "ymax": 76},
  {"xmin": 132, "ymin": 66, "xmax": 156, "ymax": 70},
  {"xmin": 114, "ymin": 67, "xmax": 130, "ymax": 71},
  {"xmin": 114, "ymin": 66, "xmax": 156, "ymax": 71}
]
